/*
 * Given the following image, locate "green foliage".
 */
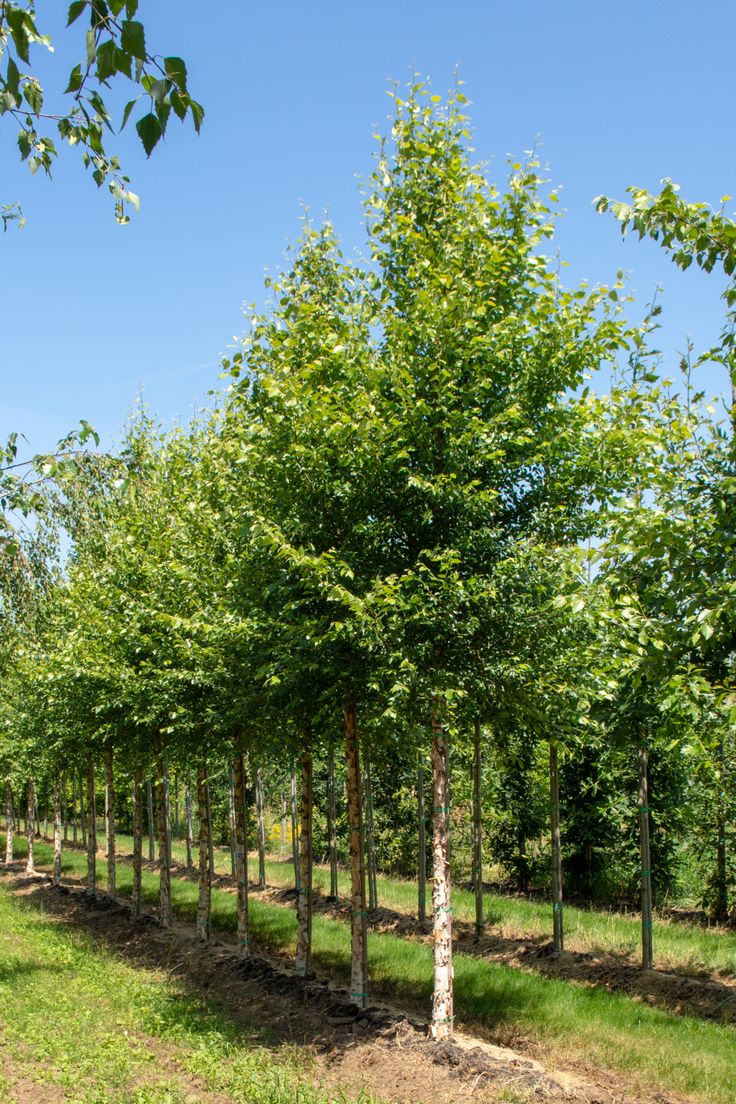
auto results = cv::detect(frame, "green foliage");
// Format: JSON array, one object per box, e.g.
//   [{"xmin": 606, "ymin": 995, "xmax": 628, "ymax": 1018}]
[{"xmin": 0, "ymin": 1, "xmax": 204, "ymax": 222}]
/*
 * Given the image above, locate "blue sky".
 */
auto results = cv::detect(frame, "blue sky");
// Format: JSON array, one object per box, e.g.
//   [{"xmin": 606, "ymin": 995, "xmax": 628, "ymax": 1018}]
[{"xmin": 3, "ymin": 0, "xmax": 735, "ymax": 458}]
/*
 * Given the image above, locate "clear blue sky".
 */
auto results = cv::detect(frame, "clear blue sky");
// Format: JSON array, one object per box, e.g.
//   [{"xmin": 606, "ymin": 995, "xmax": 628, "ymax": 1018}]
[{"xmin": 3, "ymin": 0, "xmax": 735, "ymax": 458}]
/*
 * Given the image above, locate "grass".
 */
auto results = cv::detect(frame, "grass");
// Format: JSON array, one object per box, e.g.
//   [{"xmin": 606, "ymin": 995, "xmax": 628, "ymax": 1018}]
[
  {"xmin": 5, "ymin": 834, "xmax": 736, "ymax": 1104},
  {"xmin": 32, "ymin": 820, "xmax": 736, "ymax": 977},
  {"xmin": 0, "ymin": 876, "xmax": 378, "ymax": 1104}
]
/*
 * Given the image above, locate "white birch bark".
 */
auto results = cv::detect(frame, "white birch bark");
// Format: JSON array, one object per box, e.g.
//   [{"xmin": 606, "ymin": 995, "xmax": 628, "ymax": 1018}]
[
  {"xmin": 4, "ymin": 781, "xmax": 13, "ymax": 863},
  {"xmin": 25, "ymin": 777, "xmax": 35, "ymax": 873},
  {"xmin": 430, "ymin": 711, "xmax": 453, "ymax": 1039}
]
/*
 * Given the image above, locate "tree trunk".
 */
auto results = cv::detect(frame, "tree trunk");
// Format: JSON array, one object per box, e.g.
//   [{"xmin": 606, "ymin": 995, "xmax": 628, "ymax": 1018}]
[
  {"xmin": 156, "ymin": 761, "xmax": 172, "ymax": 928},
  {"xmin": 196, "ymin": 764, "xmax": 211, "ymax": 942},
  {"xmin": 549, "ymin": 742, "xmax": 564, "ymax": 952},
  {"xmin": 79, "ymin": 768, "xmax": 87, "ymax": 850},
  {"xmin": 638, "ymin": 748, "xmax": 654, "ymax": 970},
  {"xmin": 147, "ymin": 779, "xmax": 155, "ymax": 862},
  {"xmin": 4, "ymin": 781, "xmax": 14, "ymax": 863},
  {"xmin": 290, "ymin": 765, "xmax": 300, "ymax": 892},
  {"xmin": 430, "ymin": 710, "xmax": 453, "ymax": 1039},
  {"xmin": 363, "ymin": 746, "xmax": 378, "ymax": 912},
  {"xmin": 344, "ymin": 699, "xmax": 368, "ymax": 1009},
  {"xmin": 173, "ymin": 772, "xmax": 180, "ymax": 839},
  {"xmin": 418, "ymin": 759, "xmax": 427, "ymax": 923},
  {"xmin": 472, "ymin": 719, "xmax": 484, "ymax": 939},
  {"xmin": 280, "ymin": 788, "xmax": 287, "ymax": 855},
  {"xmin": 132, "ymin": 768, "xmax": 143, "ymax": 917},
  {"xmin": 61, "ymin": 774, "xmax": 68, "ymax": 843},
  {"xmin": 25, "ymin": 778, "xmax": 35, "ymax": 873},
  {"xmin": 164, "ymin": 765, "xmax": 173, "ymax": 874},
  {"xmin": 53, "ymin": 767, "xmax": 62, "ymax": 886},
  {"xmin": 233, "ymin": 741, "xmax": 250, "ymax": 958},
  {"xmin": 72, "ymin": 773, "xmax": 78, "ymax": 846},
  {"xmin": 85, "ymin": 755, "xmax": 96, "ymax": 895},
  {"xmin": 256, "ymin": 767, "xmax": 266, "ymax": 889},
  {"xmin": 328, "ymin": 747, "xmax": 339, "ymax": 899},
  {"xmin": 105, "ymin": 747, "xmax": 116, "ymax": 897},
  {"xmin": 185, "ymin": 774, "xmax": 194, "ymax": 874},
  {"xmin": 714, "ymin": 737, "xmax": 729, "ymax": 922},
  {"xmin": 206, "ymin": 776, "xmax": 215, "ymax": 878},
  {"xmin": 296, "ymin": 740, "xmax": 313, "ymax": 975},
  {"xmin": 228, "ymin": 763, "xmax": 237, "ymax": 878}
]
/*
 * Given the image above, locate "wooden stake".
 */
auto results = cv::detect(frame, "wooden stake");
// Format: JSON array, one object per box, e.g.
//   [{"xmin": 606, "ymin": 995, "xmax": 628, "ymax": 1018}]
[
  {"xmin": 549, "ymin": 742, "xmax": 564, "ymax": 952},
  {"xmin": 344, "ymin": 699, "xmax": 368, "ymax": 1009},
  {"xmin": 638, "ymin": 748, "xmax": 654, "ymax": 970}
]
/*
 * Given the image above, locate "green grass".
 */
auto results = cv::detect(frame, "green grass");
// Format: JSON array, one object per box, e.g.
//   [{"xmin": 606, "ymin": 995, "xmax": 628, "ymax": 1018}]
[
  {"xmin": 5, "ymin": 834, "xmax": 736, "ymax": 1104},
  {"xmin": 0, "ymin": 876, "xmax": 377, "ymax": 1104},
  {"xmin": 38, "ymin": 821, "xmax": 736, "ymax": 977}
]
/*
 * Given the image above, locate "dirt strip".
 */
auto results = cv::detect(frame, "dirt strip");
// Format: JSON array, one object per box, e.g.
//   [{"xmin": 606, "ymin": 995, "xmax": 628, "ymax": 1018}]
[{"xmin": 1, "ymin": 865, "xmax": 697, "ymax": 1104}]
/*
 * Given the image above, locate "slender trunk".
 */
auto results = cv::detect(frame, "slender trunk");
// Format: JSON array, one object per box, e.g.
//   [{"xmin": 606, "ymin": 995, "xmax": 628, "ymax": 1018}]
[
  {"xmin": 280, "ymin": 789, "xmax": 287, "ymax": 854},
  {"xmin": 233, "ymin": 739, "xmax": 251, "ymax": 958},
  {"xmin": 156, "ymin": 760, "xmax": 172, "ymax": 928},
  {"xmin": 228, "ymin": 764, "xmax": 237, "ymax": 878},
  {"xmin": 206, "ymin": 777, "xmax": 215, "ymax": 878},
  {"xmin": 344, "ymin": 699, "xmax": 368, "ymax": 1009},
  {"xmin": 147, "ymin": 779, "xmax": 155, "ymax": 862},
  {"xmin": 185, "ymin": 775, "xmax": 194, "ymax": 874},
  {"xmin": 105, "ymin": 747, "xmax": 116, "ymax": 897},
  {"xmin": 638, "ymin": 748, "xmax": 654, "ymax": 970},
  {"xmin": 164, "ymin": 765, "xmax": 173, "ymax": 872},
  {"xmin": 363, "ymin": 746, "xmax": 378, "ymax": 912},
  {"xmin": 43, "ymin": 800, "xmax": 48, "ymax": 840},
  {"xmin": 472, "ymin": 719, "xmax": 484, "ymax": 938},
  {"xmin": 714, "ymin": 737, "xmax": 729, "ymax": 922},
  {"xmin": 290, "ymin": 765, "xmax": 300, "ymax": 892},
  {"xmin": 4, "ymin": 781, "xmax": 14, "ymax": 863},
  {"xmin": 196, "ymin": 764, "xmax": 212, "ymax": 942},
  {"xmin": 79, "ymin": 769, "xmax": 87, "ymax": 850},
  {"xmin": 72, "ymin": 773, "xmax": 78, "ymax": 846},
  {"xmin": 61, "ymin": 774, "xmax": 68, "ymax": 843},
  {"xmin": 295, "ymin": 740, "xmax": 313, "ymax": 975},
  {"xmin": 132, "ymin": 768, "xmax": 143, "ymax": 916},
  {"xmin": 328, "ymin": 747, "xmax": 339, "ymax": 898},
  {"xmin": 25, "ymin": 779, "xmax": 35, "ymax": 873},
  {"xmin": 173, "ymin": 773, "xmax": 180, "ymax": 839},
  {"xmin": 256, "ymin": 767, "xmax": 266, "ymax": 889},
  {"xmin": 418, "ymin": 759, "xmax": 427, "ymax": 923},
  {"xmin": 85, "ymin": 755, "xmax": 96, "ymax": 895},
  {"xmin": 549, "ymin": 742, "xmax": 564, "ymax": 952},
  {"xmin": 430, "ymin": 709, "xmax": 453, "ymax": 1040},
  {"xmin": 53, "ymin": 767, "xmax": 62, "ymax": 886}
]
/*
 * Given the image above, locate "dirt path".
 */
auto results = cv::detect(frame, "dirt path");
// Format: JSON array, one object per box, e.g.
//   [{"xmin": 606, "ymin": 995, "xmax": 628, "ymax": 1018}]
[{"xmin": 1, "ymin": 863, "xmax": 696, "ymax": 1104}]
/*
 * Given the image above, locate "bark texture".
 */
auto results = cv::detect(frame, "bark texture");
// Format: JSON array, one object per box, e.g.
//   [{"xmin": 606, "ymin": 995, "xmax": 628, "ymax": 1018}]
[
  {"xmin": 638, "ymin": 747, "xmax": 654, "ymax": 970},
  {"xmin": 328, "ymin": 747, "xmax": 339, "ymax": 898},
  {"xmin": 290, "ymin": 766, "xmax": 300, "ymax": 891},
  {"xmin": 184, "ymin": 775, "xmax": 194, "ymax": 874},
  {"xmin": 105, "ymin": 747, "xmax": 116, "ymax": 896},
  {"xmin": 256, "ymin": 767, "xmax": 266, "ymax": 889},
  {"xmin": 132, "ymin": 768, "xmax": 143, "ymax": 916},
  {"xmin": 233, "ymin": 742, "xmax": 250, "ymax": 958},
  {"xmin": 146, "ymin": 779, "xmax": 155, "ymax": 861},
  {"xmin": 295, "ymin": 742, "xmax": 313, "ymax": 975},
  {"xmin": 344, "ymin": 700, "xmax": 368, "ymax": 1009},
  {"xmin": 53, "ymin": 767, "xmax": 62, "ymax": 886},
  {"xmin": 156, "ymin": 761, "xmax": 172, "ymax": 928},
  {"xmin": 196, "ymin": 764, "xmax": 211, "ymax": 942},
  {"xmin": 363, "ymin": 746, "xmax": 378, "ymax": 912},
  {"xmin": 549, "ymin": 742, "xmax": 564, "ymax": 951},
  {"xmin": 4, "ymin": 781, "xmax": 13, "ymax": 863},
  {"xmin": 85, "ymin": 755, "xmax": 96, "ymax": 895},
  {"xmin": 472, "ymin": 719, "xmax": 484, "ymax": 938},
  {"xmin": 430, "ymin": 712, "xmax": 453, "ymax": 1039},
  {"xmin": 25, "ymin": 777, "xmax": 35, "ymax": 873}
]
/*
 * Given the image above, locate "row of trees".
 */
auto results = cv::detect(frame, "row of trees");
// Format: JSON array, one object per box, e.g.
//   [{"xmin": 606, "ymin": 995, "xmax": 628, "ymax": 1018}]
[{"xmin": 1, "ymin": 88, "xmax": 734, "ymax": 1036}]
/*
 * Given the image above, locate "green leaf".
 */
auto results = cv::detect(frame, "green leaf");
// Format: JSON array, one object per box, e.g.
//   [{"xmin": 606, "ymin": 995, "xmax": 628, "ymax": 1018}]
[
  {"xmin": 135, "ymin": 111, "xmax": 162, "ymax": 157},
  {"xmin": 189, "ymin": 99, "xmax": 205, "ymax": 133},
  {"xmin": 86, "ymin": 28, "xmax": 96, "ymax": 67},
  {"xmin": 67, "ymin": 1, "xmax": 87, "ymax": 26},
  {"xmin": 6, "ymin": 56, "xmax": 21, "ymax": 100},
  {"xmin": 121, "ymin": 19, "xmax": 146, "ymax": 61},
  {"xmin": 65, "ymin": 63, "xmax": 83, "ymax": 94},
  {"xmin": 120, "ymin": 97, "xmax": 138, "ymax": 131},
  {"xmin": 164, "ymin": 56, "xmax": 187, "ymax": 91}
]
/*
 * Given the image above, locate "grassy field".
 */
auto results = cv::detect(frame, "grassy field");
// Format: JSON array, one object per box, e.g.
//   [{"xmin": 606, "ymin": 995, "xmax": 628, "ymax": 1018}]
[
  {"xmin": 32, "ymin": 822, "xmax": 735, "ymax": 977},
  {"xmin": 4, "ymin": 835, "xmax": 736, "ymax": 1104},
  {"xmin": 0, "ymin": 876, "xmax": 376, "ymax": 1104}
]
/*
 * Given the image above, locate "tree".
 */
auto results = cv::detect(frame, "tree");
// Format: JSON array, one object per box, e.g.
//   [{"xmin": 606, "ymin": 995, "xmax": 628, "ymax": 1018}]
[{"xmin": 1, "ymin": 1, "xmax": 204, "ymax": 225}]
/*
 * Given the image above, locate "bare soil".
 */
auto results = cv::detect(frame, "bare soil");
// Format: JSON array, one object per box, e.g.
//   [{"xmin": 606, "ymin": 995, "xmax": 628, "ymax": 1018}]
[{"xmin": 0, "ymin": 863, "xmax": 695, "ymax": 1104}]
